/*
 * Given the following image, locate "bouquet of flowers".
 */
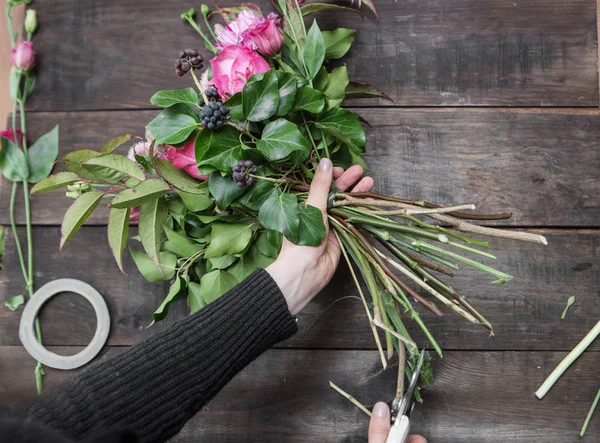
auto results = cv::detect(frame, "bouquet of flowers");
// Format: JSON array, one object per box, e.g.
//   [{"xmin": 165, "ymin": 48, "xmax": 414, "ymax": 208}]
[{"xmin": 32, "ymin": 0, "xmax": 547, "ymax": 395}]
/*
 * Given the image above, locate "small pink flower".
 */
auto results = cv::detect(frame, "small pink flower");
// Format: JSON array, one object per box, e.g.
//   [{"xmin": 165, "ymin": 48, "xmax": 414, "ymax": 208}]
[
  {"xmin": 129, "ymin": 206, "xmax": 141, "ymax": 223},
  {"xmin": 0, "ymin": 128, "xmax": 24, "ymax": 148},
  {"xmin": 244, "ymin": 13, "xmax": 283, "ymax": 56},
  {"xmin": 11, "ymin": 41, "xmax": 35, "ymax": 71},
  {"xmin": 210, "ymin": 46, "xmax": 270, "ymax": 99},
  {"xmin": 215, "ymin": 10, "xmax": 262, "ymax": 49},
  {"xmin": 127, "ymin": 141, "xmax": 165, "ymax": 164},
  {"xmin": 165, "ymin": 138, "xmax": 209, "ymax": 180}
]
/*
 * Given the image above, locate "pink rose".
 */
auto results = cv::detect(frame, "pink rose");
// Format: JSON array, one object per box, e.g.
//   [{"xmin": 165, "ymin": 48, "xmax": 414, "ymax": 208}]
[
  {"xmin": 165, "ymin": 138, "xmax": 209, "ymax": 180},
  {"xmin": 11, "ymin": 41, "xmax": 35, "ymax": 71},
  {"xmin": 215, "ymin": 10, "xmax": 262, "ymax": 49},
  {"xmin": 244, "ymin": 13, "xmax": 283, "ymax": 56},
  {"xmin": 0, "ymin": 128, "xmax": 24, "ymax": 148},
  {"xmin": 210, "ymin": 46, "xmax": 270, "ymax": 99}
]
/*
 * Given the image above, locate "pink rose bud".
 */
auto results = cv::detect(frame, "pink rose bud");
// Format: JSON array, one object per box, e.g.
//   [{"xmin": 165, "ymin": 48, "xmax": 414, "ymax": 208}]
[
  {"xmin": 129, "ymin": 206, "xmax": 141, "ymax": 223},
  {"xmin": 209, "ymin": 46, "xmax": 270, "ymax": 99},
  {"xmin": 11, "ymin": 41, "xmax": 35, "ymax": 71},
  {"xmin": 245, "ymin": 13, "xmax": 283, "ymax": 56},
  {"xmin": 164, "ymin": 138, "xmax": 209, "ymax": 180},
  {"xmin": 0, "ymin": 128, "xmax": 24, "ymax": 148}
]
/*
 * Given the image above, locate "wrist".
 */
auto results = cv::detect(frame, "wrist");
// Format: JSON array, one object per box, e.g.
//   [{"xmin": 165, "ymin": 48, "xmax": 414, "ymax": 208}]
[{"xmin": 266, "ymin": 252, "xmax": 313, "ymax": 315}]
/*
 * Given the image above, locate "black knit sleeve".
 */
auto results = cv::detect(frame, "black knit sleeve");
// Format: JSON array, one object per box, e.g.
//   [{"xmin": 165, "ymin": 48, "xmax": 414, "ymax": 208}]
[{"xmin": 19, "ymin": 269, "xmax": 297, "ymax": 443}]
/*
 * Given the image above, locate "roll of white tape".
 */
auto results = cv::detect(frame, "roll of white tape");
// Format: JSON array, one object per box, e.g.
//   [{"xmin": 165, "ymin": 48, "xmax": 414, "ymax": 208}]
[{"xmin": 19, "ymin": 279, "xmax": 110, "ymax": 370}]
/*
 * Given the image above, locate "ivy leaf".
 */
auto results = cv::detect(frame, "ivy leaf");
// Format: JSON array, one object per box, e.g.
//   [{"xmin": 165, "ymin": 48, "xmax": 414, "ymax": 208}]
[
  {"xmin": 27, "ymin": 125, "xmax": 60, "ymax": 183},
  {"xmin": 238, "ymin": 179, "xmax": 280, "ymax": 211},
  {"xmin": 176, "ymin": 189, "xmax": 213, "ymax": 212},
  {"xmin": 82, "ymin": 153, "xmax": 146, "ymax": 186},
  {"xmin": 345, "ymin": 81, "xmax": 394, "ymax": 103},
  {"xmin": 224, "ymin": 92, "xmax": 244, "ymax": 120},
  {"xmin": 242, "ymin": 71, "xmax": 280, "ymax": 122},
  {"xmin": 163, "ymin": 225, "xmax": 204, "ymax": 257},
  {"xmin": 303, "ymin": 21, "xmax": 325, "ymax": 79},
  {"xmin": 61, "ymin": 149, "xmax": 102, "ymax": 180},
  {"xmin": 111, "ymin": 179, "xmax": 171, "ymax": 209},
  {"xmin": 247, "ymin": 242, "xmax": 275, "ymax": 268},
  {"xmin": 292, "ymin": 86, "xmax": 325, "ymax": 114},
  {"xmin": 60, "ymin": 190, "xmax": 104, "ymax": 250},
  {"xmin": 30, "ymin": 171, "xmax": 80, "ymax": 194},
  {"xmin": 258, "ymin": 193, "xmax": 299, "ymax": 241},
  {"xmin": 107, "ymin": 207, "xmax": 130, "ymax": 273},
  {"xmin": 130, "ymin": 249, "xmax": 177, "ymax": 283},
  {"xmin": 205, "ymin": 223, "xmax": 254, "ymax": 258},
  {"xmin": 155, "ymin": 158, "xmax": 205, "ymax": 194},
  {"xmin": 208, "ymin": 172, "xmax": 247, "ymax": 208},
  {"xmin": 139, "ymin": 197, "xmax": 169, "ymax": 270},
  {"xmin": 256, "ymin": 230, "xmax": 281, "ymax": 258},
  {"xmin": 314, "ymin": 65, "xmax": 349, "ymax": 109},
  {"xmin": 4, "ymin": 294, "xmax": 25, "ymax": 311},
  {"xmin": 146, "ymin": 105, "xmax": 199, "ymax": 145},
  {"xmin": 0, "ymin": 136, "xmax": 28, "ymax": 181},
  {"xmin": 197, "ymin": 270, "xmax": 238, "ymax": 304},
  {"xmin": 275, "ymin": 72, "xmax": 297, "ymax": 116},
  {"xmin": 101, "ymin": 134, "xmax": 133, "ymax": 154},
  {"xmin": 257, "ymin": 119, "xmax": 310, "ymax": 163},
  {"xmin": 187, "ymin": 281, "xmax": 205, "ymax": 314},
  {"xmin": 296, "ymin": 204, "xmax": 326, "ymax": 246},
  {"xmin": 196, "ymin": 126, "xmax": 243, "ymax": 173},
  {"xmin": 150, "ymin": 276, "xmax": 186, "ymax": 325},
  {"xmin": 322, "ymin": 29, "xmax": 356, "ymax": 59},
  {"xmin": 150, "ymin": 88, "xmax": 200, "ymax": 108},
  {"xmin": 207, "ymin": 255, "xmax": 236, "ymax": 270},
  {"xmin": 228, "ymin": 255, "xmax": 257, "ymax": 282},
  {"xmin": 315, "ymin": 108, "xmax": 366, "ymax": 152}
]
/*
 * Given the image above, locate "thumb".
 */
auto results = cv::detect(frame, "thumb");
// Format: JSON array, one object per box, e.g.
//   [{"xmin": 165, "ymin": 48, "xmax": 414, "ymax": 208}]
[
  {"xmin": 305, "ymin": 158, "xmax": 333, "ymax": 215},
  {"xmin": 368, "ymin": 402, "xmax": 391, "ymax": 443}
]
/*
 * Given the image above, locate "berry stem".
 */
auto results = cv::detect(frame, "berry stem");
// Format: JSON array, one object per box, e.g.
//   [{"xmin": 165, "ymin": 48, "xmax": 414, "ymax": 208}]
[
  {"xmin": 247, "ymin": 174, "xmax": 294, "ymax": 185},
  {"xmin": 190, "ymin": 69, "xmax": 209, "ymax": 104},
  {"xmin": 225, "ymin": 121, "xmax": 256, "ymax": 142}
]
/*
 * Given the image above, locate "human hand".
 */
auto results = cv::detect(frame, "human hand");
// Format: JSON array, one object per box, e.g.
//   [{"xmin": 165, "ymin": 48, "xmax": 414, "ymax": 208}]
[
  {"xmin": 266, "ymin": 158, "xmax": 374, "ymax": 314},
  {"xmin": 369, "ymin": 402, "xmax": 427, "ymax": 443}
]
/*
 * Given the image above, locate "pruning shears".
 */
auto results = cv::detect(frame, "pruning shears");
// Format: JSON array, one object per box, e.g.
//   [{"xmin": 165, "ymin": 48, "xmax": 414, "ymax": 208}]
[{"xmin": 386, "ymin": 350, "xmax": 425, "ymax": 443}]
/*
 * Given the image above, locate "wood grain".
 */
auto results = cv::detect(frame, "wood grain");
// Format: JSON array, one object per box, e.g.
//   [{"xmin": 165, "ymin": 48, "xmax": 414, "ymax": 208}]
[
  {"xmin": 1, "ymin": 108, "xmax": 599, "ymax": 226},
  {"xmin": 1, "ymin": 227, "xmax": 598, "ymax": 351},
  {"xmin": 1, "ymin": 347, "xmax": 598, "ymax": 442},
  {"xmin": 22, "ymin": 0, "xmax": 598, "ymax": 111}
]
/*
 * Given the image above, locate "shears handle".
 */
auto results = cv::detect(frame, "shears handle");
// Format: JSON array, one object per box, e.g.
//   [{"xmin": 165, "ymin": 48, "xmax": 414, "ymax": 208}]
[{"xmin": 385, "ymin": 415, "xmax": 410, "ymax": 443}]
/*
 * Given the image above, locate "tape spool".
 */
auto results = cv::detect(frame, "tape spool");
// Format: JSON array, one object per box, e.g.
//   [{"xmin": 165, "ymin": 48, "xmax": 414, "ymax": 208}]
[{"xmin": 19, "ymin": 279, "xmax": 110, "ymax": 370}]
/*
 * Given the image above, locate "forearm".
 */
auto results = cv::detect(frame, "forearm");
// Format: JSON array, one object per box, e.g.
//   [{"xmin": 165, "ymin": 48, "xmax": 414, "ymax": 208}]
[{"xmin": 14, "ymin": 269, "xmax": 297, "ymax": 443}]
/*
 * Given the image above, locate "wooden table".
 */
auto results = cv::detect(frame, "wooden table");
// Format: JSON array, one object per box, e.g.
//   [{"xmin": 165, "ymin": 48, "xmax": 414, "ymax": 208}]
[{"xmin": 1, "ymin": 1, "xmax": 599, "ymax": 441}]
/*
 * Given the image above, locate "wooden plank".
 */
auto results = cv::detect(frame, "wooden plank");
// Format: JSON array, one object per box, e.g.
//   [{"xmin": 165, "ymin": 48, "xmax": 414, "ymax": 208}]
[
  {"xmin": 2, "ymin": 108, "xmax": 599, "ymax": 226},
  {"xmin": 1, "ymin": 227, "xmax": 598, "ymax": 351},
  {"xmin": 1, "ymin": 347, "xmax": 598, "ymax": 441},
  {"xmin": 24, "ymin": 0, "xmax": 597, "ymax": 111}
]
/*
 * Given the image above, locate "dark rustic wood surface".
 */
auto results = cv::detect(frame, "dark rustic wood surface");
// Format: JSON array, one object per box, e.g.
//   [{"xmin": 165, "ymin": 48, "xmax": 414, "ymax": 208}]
[{"xmin": 1, "ymin": 0, "xmax": 599, "ymax": 441}]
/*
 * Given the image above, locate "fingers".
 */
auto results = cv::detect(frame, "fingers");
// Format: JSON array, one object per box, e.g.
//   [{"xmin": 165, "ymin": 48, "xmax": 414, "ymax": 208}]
[
  {"xmin": 306, "ymin": 158, "xmax": 333, "ymax": 215},
  {"xmin": 407, "ymin": 435, "xmax": 427, "ymax": 443},
  {"xmin": 333, "ymin": 166, "xmax": 345, "ymax": 179},
  {"xmin": 368, "ymin": 402, "xmax": 391, "ymax": 443},
  {"xmin": 351, "ymin": 176, "xmax": 374, "ymax": 193},
  {"xmin": 334, "ymin": 165, "xmax": 364, "ymax": 191}
]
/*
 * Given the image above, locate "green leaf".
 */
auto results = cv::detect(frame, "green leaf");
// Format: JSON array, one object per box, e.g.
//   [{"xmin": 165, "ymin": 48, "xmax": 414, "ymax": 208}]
[
  {"xmin": 247, "ymin": 242, "xmax": 275, "ymax": 268},
  {"xmin": 238, "ymin": 179, "xmax": 280, "ymax": 211},
  {"xmin": 9, "ymin": 68, "xmax": 19, "ymax": 101},
  {"xmin": 27, "ymin": 125, "xmax": 60, "ymax": 183},
  {"xmin": 208, "ymin": 255, "xmax": 236, "ymax": 270},
  {"xmin": 4, "ymin": 294, "xmax": 25, "ymax": 311},
  {"xmin": 345, "ymin": 81, "xmax": 394, "ymax": 103},
  {"xmin": 208, "ymin": 171, "xmax": 247, "ymax": 208},
  {"xmin": 60, "ymin": 190, "xmax": 104, "ymax": 250},
  {"xmin": 0, "ymin": 136, "xmax": 28, "ymax": 181},
  {"xmin": 322, "ymin": 29, "xmax": 356, "ymax": 59},
  {"xmin": 30, "ymin": 171, "xmax": 80, "ymax": 194},
  {"xmin": 205, "ymin": 223, "xmax": 254, "ymax": 259},
  {"xmin": 561, "ymin": 295, "xmax": 576, "ymax": 320},
  {"xmin": 155, "ymin": 158, "xmax": 205, "ymax": 194},
  {"xmin": 146, "ymin": 105, "xmax": 199, "ymax": 145},
  {"xmin": 150, "ymin": 88, "xmax": 200, "ymax": 108},
  {"xmin": 275, "ymin": 72, "xmax": 297, "ymax": 116},
  {"xmin": 258, "ymin": 193, "xmax": 299, "ymax": 241},
  {"xmin": 163, "ymin": 225, "xmax": 204, "ymax": 257},
  {"xmin": 111, "ymin": 179, "xmax": 171, "ymax": 209},
  {"xmin": 61, "ymin": 149, "xmax": 102, "ymax": 180},
  {"xmin": 184, "ymin": 213, "xmax": 212, "ymax": 240},
  {"xmin": 139, "ymin": 197, "xmax": 169, "ymax": 270},
  {"xmin": 196, "ymin": 126, "xmax": 243, "ymax": 173},
  {"xmin": 107, "ymin": 207, "xmax": 130, "ymax": 273},
  {"xmin": 304, "ymin": 21, "xmax": 325, "ymax": 79},
  {"xmin": 301, "ymin": 3, "xmax": 364, "ymax": 18},
  {"xmin": 282, "ymin": 0, "xmax": 305, "ymax": 50},
  {"xmin": 187, "ymin": 281, "xmax": 206, "ymax": 314},
  {"xmin": 82, "ymin": 153, "xmax": 146, "ymax": 186},
  {"xmin": 292, "ymin": 86, "xmax": 325, "ymax": 114},
  {"xmin": 130, "ymin": 249, "xmax": 177, "ymax": 283},
  {"xmin": 224, "ymin": 92, "xmax": 244, "ymax": 120},
  {"xmin": 197, "ymin": 270, "xmax": 238, "ymax": 304},
  {"xmin": 330, "ymin": 144, "xmax": 368, "ymax": 170},
  {"xmin": 101, "ymin": 134, "xmax": 133, "ymax": 154},
  {"xmin": 256, "ymin": 230, "xmax": 281, "ymax": 258},
  {"xmin": 176, "ymin": 190, "xmax": 213, "ymax": 212},
  {"xmin": 242, "ymin": 71, "xmax": 280, "ymax": 122},
  {"xmin": 314, "ymin": 65, "xmax": 349, "ymax": 109},
  {"xmin": 22, "ymin": 73, "xmax": 36, "ymax": 99},
  {"xmin": 228, "ymin": 255, "xmax": 257, "ymax": 282},
  {"xmin": 296, "ymin": 204, "xmax": 326, "ymax": 246},
  {"xmin": 257, "ymin": 119, "xmax": 310, "ymax": 163},
  {"xmin": 151, "ymin": 277, "xmax": 186, "ymax": 324},
  {"xmin": 315, "ymin": 108, "xmax": 366, "ymax": 152}
]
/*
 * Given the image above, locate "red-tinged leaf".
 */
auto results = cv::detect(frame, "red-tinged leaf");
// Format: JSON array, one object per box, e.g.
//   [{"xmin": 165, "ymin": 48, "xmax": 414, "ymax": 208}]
[
  {"xmin": 211, "ymin": 2, "xmax": 263, "ymax": 24},
  {"xmin": 60, "ymin": 190, "xmax": 104, "ymax": 250},
  {"xmin": 301, "ymin": 3, "xmax": 364, "ymax": 20},
  {"xmin": 107, "ymin": 207, "xmax": 130, "ymax": 273},
  {"xmin": 355, "ymin": 112, "xmax": 373, "ymax": 128},
  {"xmin": 345, "ymin": 81, "xmax": 394, "ymax": 103}
]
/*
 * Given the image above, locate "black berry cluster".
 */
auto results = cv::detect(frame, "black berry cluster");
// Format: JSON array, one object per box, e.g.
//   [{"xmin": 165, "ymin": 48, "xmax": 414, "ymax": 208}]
[
  {"xmin": 200, "ymin": 99, "xmax": 229, "ymax": 130},
  {"xmin": 203, "ymin": 87, "xmax": 219, "ymax": 103},
  {"xmin": 175, "ymin": 49, "xmax": 203, "ymax": 77},
  {"xmin": 233, "ymin": 160, "xmax": 258, "ymax": 188}
]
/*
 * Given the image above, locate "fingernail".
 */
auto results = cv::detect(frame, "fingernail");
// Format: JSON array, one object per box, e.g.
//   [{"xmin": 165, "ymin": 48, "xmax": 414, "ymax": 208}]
[
  {"xmin": 373, "ymin": 402, "xmax": 389, "ymax": 418},
  {"xmin": 318, "ymin": 158, "xmax": 332, "ymax": 172}
]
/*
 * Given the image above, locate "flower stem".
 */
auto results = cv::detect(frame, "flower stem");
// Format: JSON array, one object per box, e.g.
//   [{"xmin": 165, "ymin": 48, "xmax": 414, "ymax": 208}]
[
  {"xmin": 182, "ymin": 15, "xmax": 218, "ymax": 54},
  {"xmin": 535, "ymin": 320, "xmax": 600, "ymax": 399},
  {"xmin": 581, "ymin": 388, "xmax": 600, "ymax": 437},
  {"xmin": 201, "ymin": 14, "xmax": 218, "ymax": 42},
  {"xmin": 329, "ymin": 381, "xmax": 372, "ymax": 417}
]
